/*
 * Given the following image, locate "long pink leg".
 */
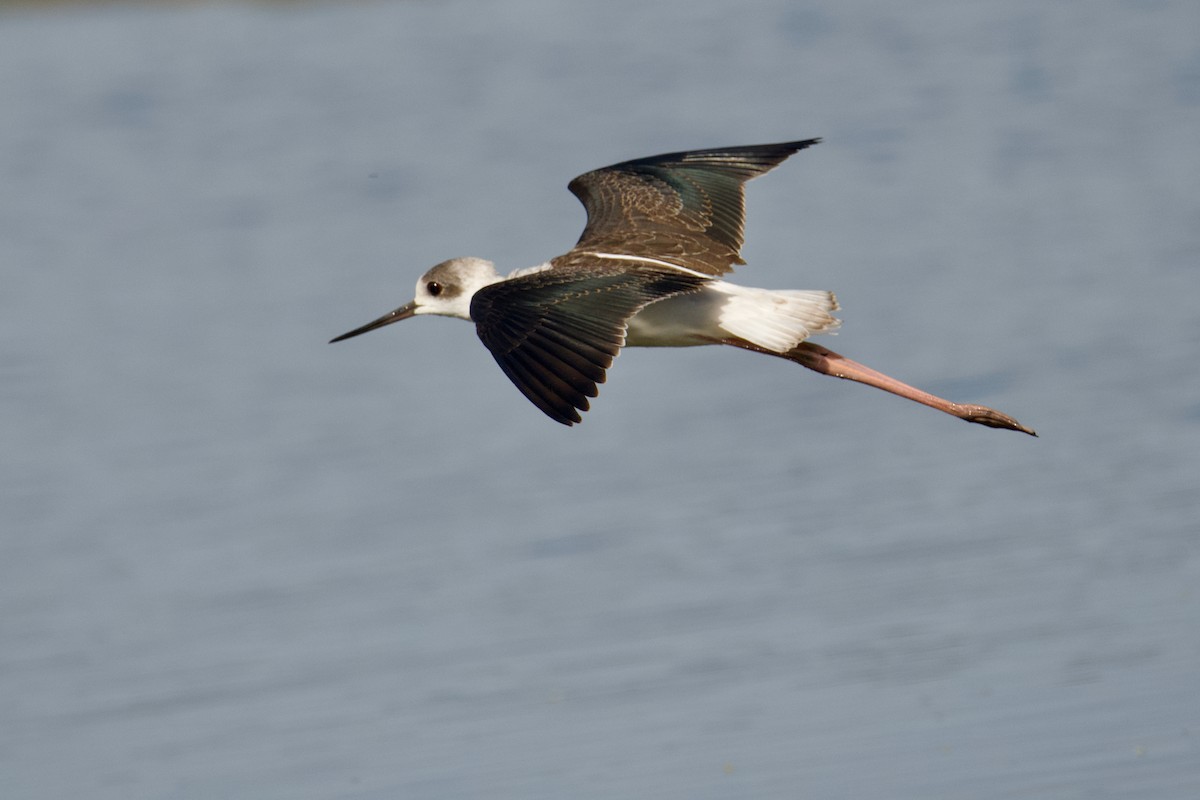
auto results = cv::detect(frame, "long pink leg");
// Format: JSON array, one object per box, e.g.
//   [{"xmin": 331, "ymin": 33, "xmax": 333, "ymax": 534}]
[{"xmin": 730, "ymin": 340, "xmax": 1036, "ymax": 435}]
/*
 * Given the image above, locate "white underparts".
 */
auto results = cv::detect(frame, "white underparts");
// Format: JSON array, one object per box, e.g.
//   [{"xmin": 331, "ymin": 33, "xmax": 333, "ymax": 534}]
[
  {"xmin": 626, "ymin": 280, "xmax": 841, "ymax": 352},
  {"xmin": 501, "ymin": 254, "xmax": 842, "ymax": 354}
]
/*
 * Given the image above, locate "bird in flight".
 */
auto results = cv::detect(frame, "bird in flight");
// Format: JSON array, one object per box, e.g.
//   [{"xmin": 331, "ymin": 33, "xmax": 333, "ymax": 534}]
[{"xmin": 331, "ymin": 139, "xmax": 1035, "ymax": 436}]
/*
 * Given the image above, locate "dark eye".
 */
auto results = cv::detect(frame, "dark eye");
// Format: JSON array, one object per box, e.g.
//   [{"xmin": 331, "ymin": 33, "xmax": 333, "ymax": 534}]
[{"xmin": 426, "ymin": 281, "xmax": 443, "ymax": 297}]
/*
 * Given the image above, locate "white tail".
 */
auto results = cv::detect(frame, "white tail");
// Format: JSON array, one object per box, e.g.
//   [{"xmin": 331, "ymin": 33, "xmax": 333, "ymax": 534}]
[{"xmin": 717, "ymin": 286, "xmax": 841, "ymax": 353}]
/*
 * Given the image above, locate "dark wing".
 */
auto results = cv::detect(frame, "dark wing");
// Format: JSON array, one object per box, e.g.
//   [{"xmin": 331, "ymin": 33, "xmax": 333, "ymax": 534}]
[
  {"xmin": 556, "ymin": 139, "xmax": 820, "ymax": 277},
  {"xmin": 470, "ymin": 266, "xmax": 706, "ymax": 425}
]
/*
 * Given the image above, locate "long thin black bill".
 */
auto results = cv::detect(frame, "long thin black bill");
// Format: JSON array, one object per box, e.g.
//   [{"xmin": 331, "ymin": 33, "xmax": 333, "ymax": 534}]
[{"xmin": 329, "ymin": 301, "xmax": 418, "ymax": 343}]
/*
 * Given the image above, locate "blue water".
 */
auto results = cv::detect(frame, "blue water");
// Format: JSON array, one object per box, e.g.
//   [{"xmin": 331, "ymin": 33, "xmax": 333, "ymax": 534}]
[{"xmin": 2, "ymin": 1, "xmax": 1198, "ymax": 797}]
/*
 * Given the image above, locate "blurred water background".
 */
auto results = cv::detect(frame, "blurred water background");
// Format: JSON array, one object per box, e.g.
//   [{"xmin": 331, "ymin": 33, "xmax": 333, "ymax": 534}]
[{"xmin": 2, "ymin": 1, "xmax": 1198, "ymax": 797}]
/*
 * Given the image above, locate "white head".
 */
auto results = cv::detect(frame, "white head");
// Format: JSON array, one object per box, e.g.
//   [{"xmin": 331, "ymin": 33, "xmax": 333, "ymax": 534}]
[
  {"xmin": 409, "ymin": 257, "xmax": 502, "ymax": 320},
  {"xmin": 329, "ymin": 257, "xmax": 502, "ymax": 342}
]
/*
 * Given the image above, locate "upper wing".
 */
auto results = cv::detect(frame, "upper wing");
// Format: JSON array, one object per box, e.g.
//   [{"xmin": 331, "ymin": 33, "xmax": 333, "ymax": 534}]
[
  {"xmin": 470, "ymin": 266, "xmax": 706, "ymax": 425},
  {"xmin": 555, "ymin": 139, "xmax": 820, "ymax": 277}
]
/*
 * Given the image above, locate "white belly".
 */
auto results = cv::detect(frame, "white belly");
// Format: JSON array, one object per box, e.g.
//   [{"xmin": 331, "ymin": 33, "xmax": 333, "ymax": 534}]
[
  {"xmin": 625, "ymin": 290, "xmax": 724, "ymax": 347},
  {"xmin": 625, "ymin": 280, "xmax": 841, "ymax": 352}
]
